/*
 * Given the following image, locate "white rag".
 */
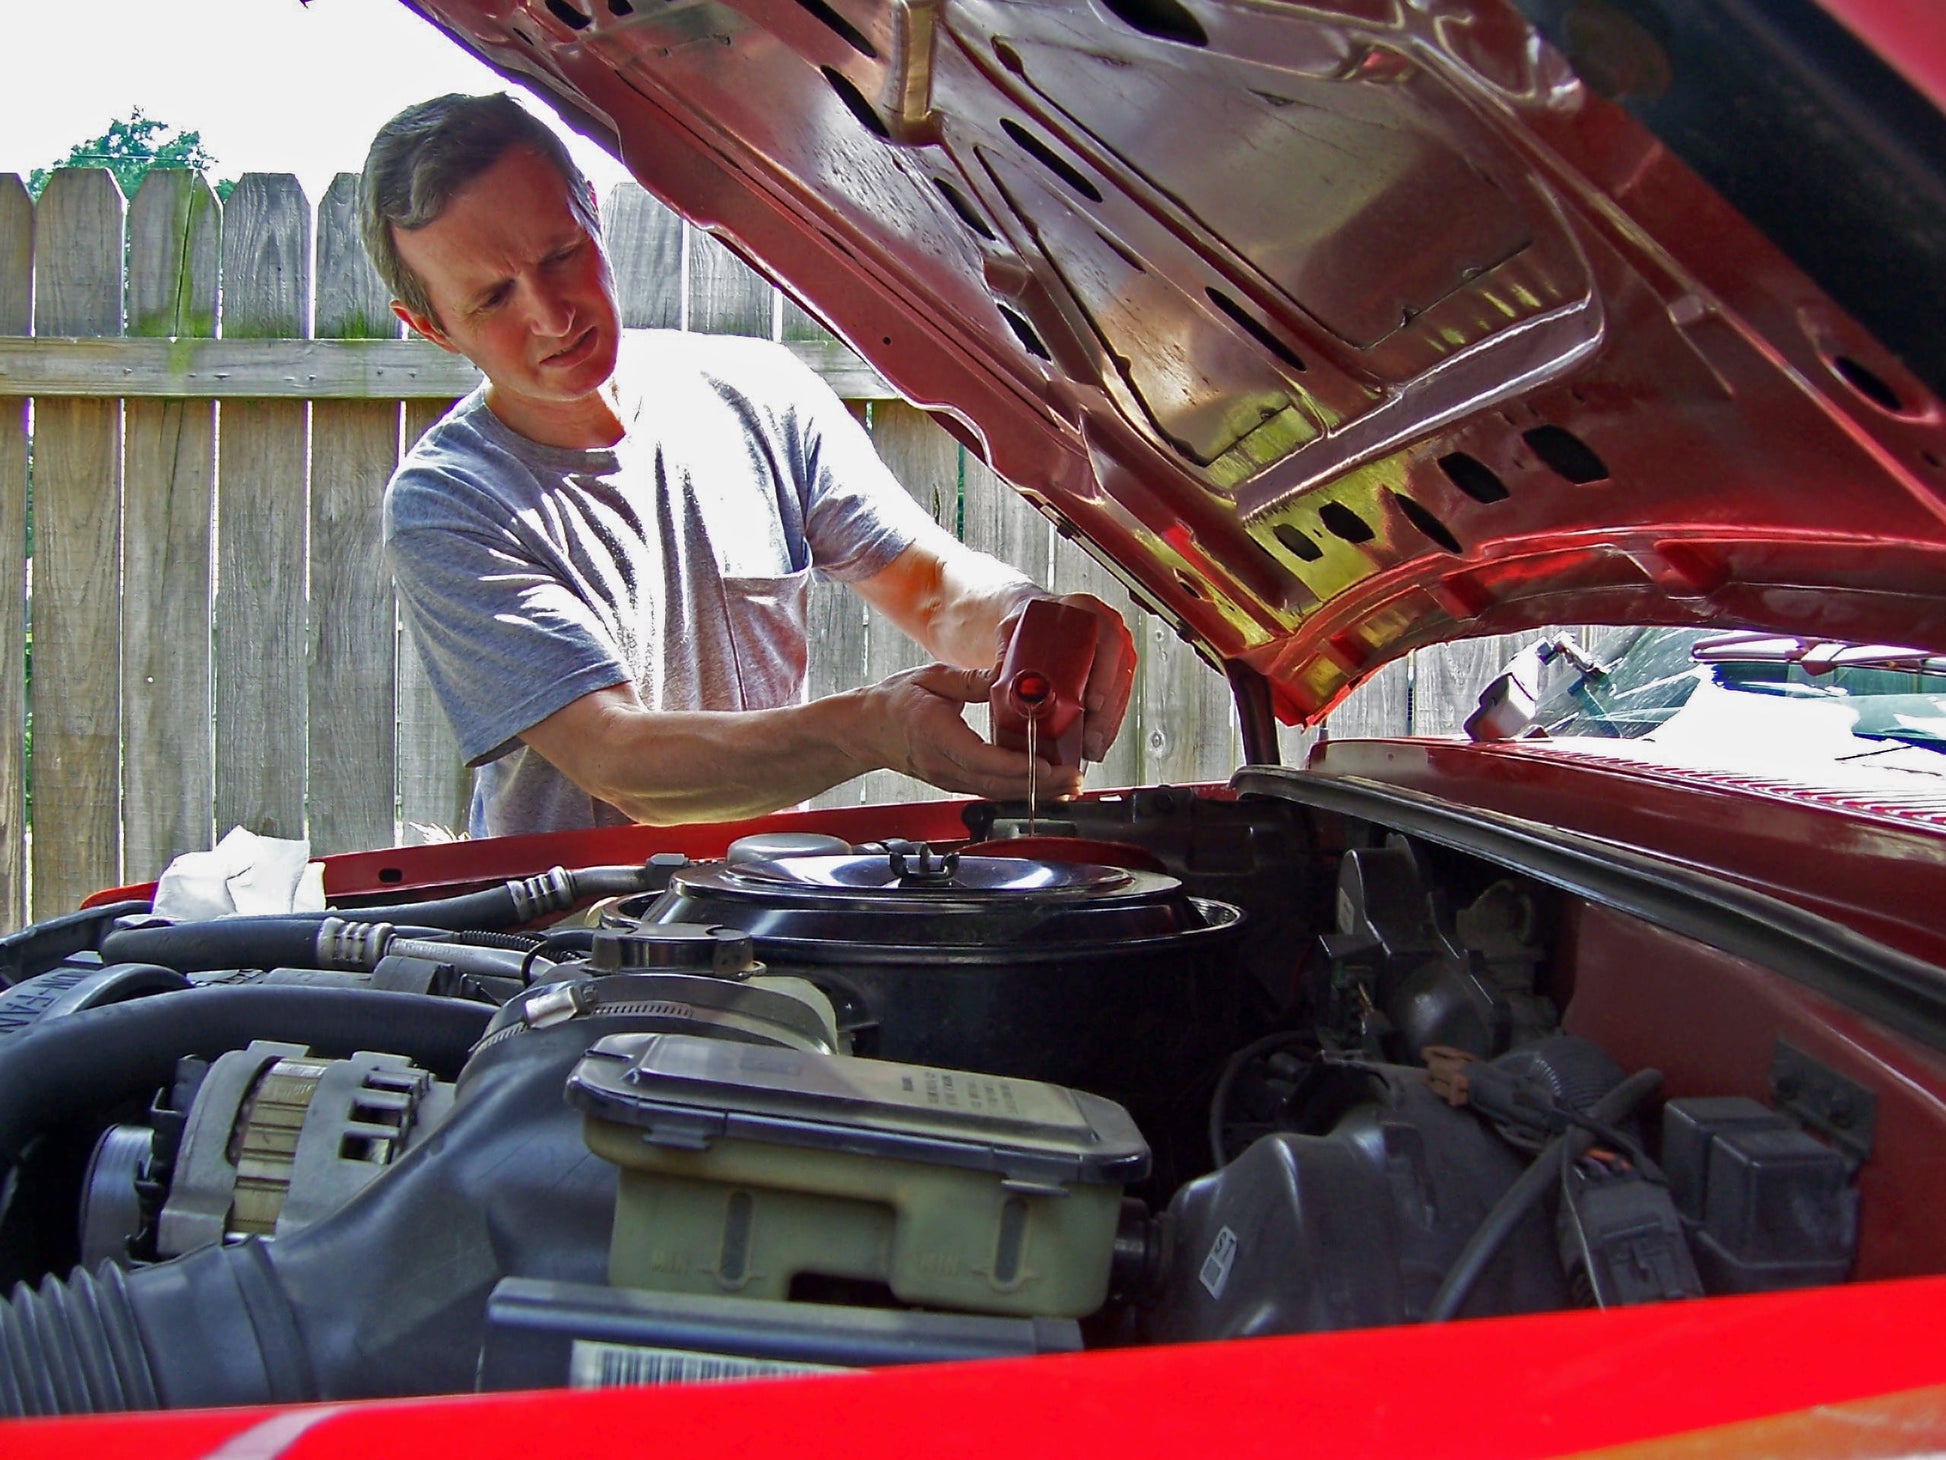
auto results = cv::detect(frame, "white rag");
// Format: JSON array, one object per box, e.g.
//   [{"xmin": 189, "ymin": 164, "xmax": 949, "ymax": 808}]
[{"xmin": 151, "ymin": 827, "xmax": 328, "ymax": 920}]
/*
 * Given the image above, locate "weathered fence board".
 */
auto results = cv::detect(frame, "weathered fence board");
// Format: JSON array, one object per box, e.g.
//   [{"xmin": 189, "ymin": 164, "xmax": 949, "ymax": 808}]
[
  {"xmin": 215, "ymin": 174, "xmax": 311, "ymax": 841},
  {"xmin": 852, "ymin": 401, "xmax": 968, "ymax": 807},
  {"xmin": 0, "ymin": 335, "xmax": 895, "ymax": 400},
  {"xmin": 779, "ymin": 297, "xmax": 829, "ymax": 345},
  {"xmin": 122, "ymin": 169, "xmax": 219, "ymax": 880},
  {"xmin": 1275, "ymin": 721, "xmax": 1324, "ymax": 768},
  {"xmin": 604, "ymin": 184, "xmax": 682, "ymax": 330},
  {"xmin": 1046, "ymin": 536, "xmax": 1143, "ymax": 788},
  {"xmin": 0, "ymin": 175, "xmax": 29, "ymax": 924},
  {"xmin": 957, "ymin": 431, "xmax": 1051, "ymax": 777},
  {"xmin": 1412, "ymin": 635, "xmax": 1528, "ymax": 737},
  {"xmin": 1135, "ymin": 616, "xmax": 1239, "ymax": 787},
  {"xmin": 309, "ymin": 173, "xmax": 400, "ymax": 856},
  {"xmin": 1326, "ymin": 656, "xmax": 1414, "ymax": 739},
  {"xmin": 687, "ymin": 230, "xmax": 772, "ymax": 338},
  {"xmin": 397, "ymin": 398, "xmax": 471, "ymax": 839},
  {"xmin": 32, "ymin": 169, "xmax": 125, "ymax": 915}
]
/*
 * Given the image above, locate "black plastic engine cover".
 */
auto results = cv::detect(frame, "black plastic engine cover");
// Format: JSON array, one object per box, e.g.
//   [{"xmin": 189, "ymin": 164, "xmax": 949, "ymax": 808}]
[{"xmin": 1146, "ymin": 1066, "xmax": 1570, "ymax": 1341}]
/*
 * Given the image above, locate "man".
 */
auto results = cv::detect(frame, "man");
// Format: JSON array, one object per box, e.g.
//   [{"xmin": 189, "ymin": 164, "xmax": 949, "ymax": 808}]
[{"xmin": 360, "ymin": 94, "xmax": 1135, "ymax": 837}]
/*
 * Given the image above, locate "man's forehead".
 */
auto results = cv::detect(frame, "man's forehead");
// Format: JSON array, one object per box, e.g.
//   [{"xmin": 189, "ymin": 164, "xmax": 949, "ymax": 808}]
[{"xmin": 392, "ymin": 151, "xmax": 589, "ymax": 289}]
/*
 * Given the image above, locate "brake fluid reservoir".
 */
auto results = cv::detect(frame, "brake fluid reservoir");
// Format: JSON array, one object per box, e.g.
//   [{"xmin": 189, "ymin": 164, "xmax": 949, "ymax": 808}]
[{"xmin": 568, "ymin": 1033, "xmax": 1148, "ymax": 1318}]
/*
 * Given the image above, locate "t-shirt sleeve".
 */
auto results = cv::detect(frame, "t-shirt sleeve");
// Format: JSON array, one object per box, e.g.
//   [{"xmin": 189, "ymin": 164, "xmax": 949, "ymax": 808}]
[
  {"xmin": 778, "ymin": 352, "xmax": 961, "ymax": 583},
  {"xmin": 387, "ymin": 479, "xmax": 631, "ymax": 767}
]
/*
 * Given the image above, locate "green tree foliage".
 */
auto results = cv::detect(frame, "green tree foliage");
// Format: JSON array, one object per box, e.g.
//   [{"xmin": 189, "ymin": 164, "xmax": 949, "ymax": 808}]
[{"xmin": 28, "ymin": 109, "xmax": 235, "ymax": 201}]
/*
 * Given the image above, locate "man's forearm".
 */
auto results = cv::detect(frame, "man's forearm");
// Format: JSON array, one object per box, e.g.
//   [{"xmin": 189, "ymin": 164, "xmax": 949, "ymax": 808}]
[
  {"xmin": 531, "ymin": 690, "xmax": 873, "ymax": 826},
  {"xmin": 853, "ymin": 532, "xmax": 1041, "ymax": 670},
  {"xmin": 519, "ymin": 667, "xmax": 1067, "ymax": 827}
]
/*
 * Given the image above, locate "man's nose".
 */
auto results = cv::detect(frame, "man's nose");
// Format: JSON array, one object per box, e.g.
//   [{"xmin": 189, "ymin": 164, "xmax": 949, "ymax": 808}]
[{"xmin": 524, "ymin": 276, "xmax": 575, "ymax": 335}]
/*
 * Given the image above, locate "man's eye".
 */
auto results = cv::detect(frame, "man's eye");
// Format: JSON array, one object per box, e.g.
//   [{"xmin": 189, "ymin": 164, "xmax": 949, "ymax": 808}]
[{"xmin": 475, "ymin": 287, "xmax": 511, "ymax": 313}]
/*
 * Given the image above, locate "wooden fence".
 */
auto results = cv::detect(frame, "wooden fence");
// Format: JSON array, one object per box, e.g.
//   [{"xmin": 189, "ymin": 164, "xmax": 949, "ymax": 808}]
[{"xmin": 0, "ymin": 166, "xmax": 1528, "ymax": 922}]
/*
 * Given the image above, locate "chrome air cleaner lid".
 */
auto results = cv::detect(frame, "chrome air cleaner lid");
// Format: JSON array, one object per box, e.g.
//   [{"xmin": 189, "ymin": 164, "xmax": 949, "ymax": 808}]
[{"xmin": 639, "ymin": 844, "xmax": 1239, "ymax": 958}]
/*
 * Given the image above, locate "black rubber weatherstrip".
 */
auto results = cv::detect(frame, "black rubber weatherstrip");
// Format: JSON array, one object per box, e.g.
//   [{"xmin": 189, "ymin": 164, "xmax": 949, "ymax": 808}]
[{"xmin": 1234, "ymin": 767, "xmax": 1946, "ymax": 1054}]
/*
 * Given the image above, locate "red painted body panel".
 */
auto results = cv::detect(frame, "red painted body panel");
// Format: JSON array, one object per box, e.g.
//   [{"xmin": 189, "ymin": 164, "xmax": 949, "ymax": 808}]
[
  {"xmin": 12, "ymin": 1275, "xmax": 1946, "ymax": 1459},
  {"xmin": 81, "ymin": 798, "xmax": 984, "ymax": 908},
  {"xmin": 1562, "ymin": 905, "xmax": 1946, "ymax": 1281},
  {"xmin": 1819, "ymin": 0, "xmax": 1946, "ymax": 110},
  {"xmin": 1311, "ymin": 737, "xmax": 1946, "ymax": 968}
]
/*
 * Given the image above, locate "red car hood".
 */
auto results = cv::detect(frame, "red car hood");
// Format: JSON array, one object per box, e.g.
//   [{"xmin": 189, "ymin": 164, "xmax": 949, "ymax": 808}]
[{"xmin": 401, "ymin": 0, "xmax": 1946, "ymax": 723}]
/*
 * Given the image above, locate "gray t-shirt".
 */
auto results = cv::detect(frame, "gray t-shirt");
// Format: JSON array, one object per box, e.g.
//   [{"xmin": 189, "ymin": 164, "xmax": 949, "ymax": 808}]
[{"xmin": 383, "ymin": 331, "xmax": 936, "ymax": 837}]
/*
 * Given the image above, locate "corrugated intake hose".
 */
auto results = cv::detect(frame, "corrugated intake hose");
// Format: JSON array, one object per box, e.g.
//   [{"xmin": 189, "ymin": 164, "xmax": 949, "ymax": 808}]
[
  {"xmin": 0, "ymin": 1239, "xmax": 312, "ymax": 1414},
  {"xmin": 98, "ymin": 863, "xmax": 659, "ymax": 972},
  {"xmin": 0, "ymin": 984, "xmax": 491, "ymax": 1168},
  {"xmin": 0, "ymin": 1020, "xmax": 622, "ymax": 1415}
]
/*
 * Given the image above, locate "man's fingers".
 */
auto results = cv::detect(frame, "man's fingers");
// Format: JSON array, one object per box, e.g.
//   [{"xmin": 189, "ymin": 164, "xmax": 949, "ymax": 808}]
[
  {"xmin": 908, "ymin": 662, "xmax": 996, "ymax": 705},
  {"xmin": 1058, "ymin": 593, "xmax": 1137, "ymax": 761},
  {"xmin": 882, "ymin": 661, "xmax": 1085, "ymax": 799}
]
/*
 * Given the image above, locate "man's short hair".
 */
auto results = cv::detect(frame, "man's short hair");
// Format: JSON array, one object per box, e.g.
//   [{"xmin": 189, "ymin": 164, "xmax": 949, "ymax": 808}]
[{"xmin": 360, "ymin": 93, "xmax": 596, "ymax": 324}]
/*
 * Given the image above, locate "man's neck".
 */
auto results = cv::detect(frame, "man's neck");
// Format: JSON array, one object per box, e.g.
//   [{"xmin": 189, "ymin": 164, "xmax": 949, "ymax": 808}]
[{"xmin": 482, "ymin": 379, "xmax": 626, "ymax": 450}]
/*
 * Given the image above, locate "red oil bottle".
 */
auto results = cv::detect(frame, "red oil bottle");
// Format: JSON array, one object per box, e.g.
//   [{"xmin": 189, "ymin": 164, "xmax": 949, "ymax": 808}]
[{"xmin": 990, "ymin": 598, "xmax": 1097, "ymax": 767}]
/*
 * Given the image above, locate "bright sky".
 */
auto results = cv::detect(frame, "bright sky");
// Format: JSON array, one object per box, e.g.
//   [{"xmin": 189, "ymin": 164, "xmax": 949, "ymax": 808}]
[{"xmin": 0, "ymin": 0, "xmax": 635, "ymax": 206}]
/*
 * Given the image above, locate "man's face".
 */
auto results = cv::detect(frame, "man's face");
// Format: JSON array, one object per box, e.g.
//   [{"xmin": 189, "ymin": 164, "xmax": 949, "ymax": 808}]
[{"xmin": 390, "ymin": 145, "xmax": 621, "ymax": 441}]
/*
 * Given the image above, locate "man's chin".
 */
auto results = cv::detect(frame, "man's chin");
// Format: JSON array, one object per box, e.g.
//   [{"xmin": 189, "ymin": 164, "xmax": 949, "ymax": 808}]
[{"xmin": 536, "ymin": 334, "xmax": 619, "ymax": 395}]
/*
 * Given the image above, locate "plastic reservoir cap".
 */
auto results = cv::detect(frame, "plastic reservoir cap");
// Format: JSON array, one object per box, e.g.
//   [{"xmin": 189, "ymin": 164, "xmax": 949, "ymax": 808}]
[{"xmin": 570, "ymin": 1032, "xmax": 1150, "ymax": 1188}]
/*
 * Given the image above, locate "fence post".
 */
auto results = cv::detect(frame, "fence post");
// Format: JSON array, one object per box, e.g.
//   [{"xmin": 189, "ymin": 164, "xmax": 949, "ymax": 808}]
[
  {"xmin": 844, "ymin": 401, "xmax": 969, "ymax": 807},
  {"xmin": 604, "ymin": 183, "xmax": 682, "ymax": 329},
  {"xmin": 216, "ymin": 174, "xmax": 311, "ymax": 842},
  {"xmin": 1046, "ymin": 533, "xmax": 1144, "ymax": 788},
  {"xmin": 32, "ymin": 168, "xmax": 125, "ymax": 916},
  {"xmin": 396, "ymin": 400, "xmax": 469, "ymax": 839},
  {"xmin": 1324, "ymin": 657, "xmax": 1412, "ymax": 738},
  {"xmin": 0, "ymin": 176, "xmax": 29, "ymax": 924},
  {"xmin": 309, "ymin": 172, "xmax": 400, "ymax": 855},
  {"xmin": 687, "ymin": 228, "xmax": 772, "ymax": 338},
  {"xmin": 123, "ymin": 168, "xmax": 219, "ymax": 881}
]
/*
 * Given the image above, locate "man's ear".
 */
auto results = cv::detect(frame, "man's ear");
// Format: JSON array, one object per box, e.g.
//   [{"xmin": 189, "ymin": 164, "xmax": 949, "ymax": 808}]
[{"xmin": 393, "ymin": 300, "xmax": 458, "ymax": 353}]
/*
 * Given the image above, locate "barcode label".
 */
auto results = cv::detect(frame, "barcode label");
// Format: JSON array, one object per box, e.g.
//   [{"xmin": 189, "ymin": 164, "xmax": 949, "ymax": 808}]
[{"xmin": 568, "ymin": 1340, "xmax": 848, "ymax": 1388}]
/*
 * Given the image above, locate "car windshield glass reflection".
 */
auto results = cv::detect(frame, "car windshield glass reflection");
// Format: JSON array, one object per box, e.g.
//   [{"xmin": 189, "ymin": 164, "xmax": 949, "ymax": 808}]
[{"xmin": 1531, "ymin": 627, "xmax": 1946, "ymax": 764}]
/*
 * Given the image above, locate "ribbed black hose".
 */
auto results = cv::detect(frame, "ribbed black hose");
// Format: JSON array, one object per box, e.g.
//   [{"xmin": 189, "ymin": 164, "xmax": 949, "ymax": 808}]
[
  {"xmin": 0, "ymin": 984, "xmax": 490, "ymax": 1167},
  {"xmin": 307, "ymin": 863, "xmax": 649, "ymax": 927},
  {"xmin": 0, "ymin": 1231, "xmax": 322, "ymax": 1416},
  {"xmin": 99, "ymin": 864, "xmax": 656, "ymax": 972},
  {"xmin": 0, "ymin": 1264, "xmax": 159, "ymax": 1415},
  {"xmin": 1424, "ymin": 1067, "xmax": 1664, "ymax": 1323},
  {"xmin": 99, "ymin": 919, "xmax": 437, "ymax": 976}
]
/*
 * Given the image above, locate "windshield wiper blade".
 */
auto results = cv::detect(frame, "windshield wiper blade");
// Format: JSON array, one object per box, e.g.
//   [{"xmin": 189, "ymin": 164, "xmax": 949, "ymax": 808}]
[{"xmin": 1690, "ymin": 631, "xmax": 1946, "ymax": 677}]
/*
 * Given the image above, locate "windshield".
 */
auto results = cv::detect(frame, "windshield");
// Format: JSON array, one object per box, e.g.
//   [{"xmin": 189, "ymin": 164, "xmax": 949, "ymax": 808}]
[{"xmin": 1530, "ymin": 627, "xmax": 1946, "ymax": 764}]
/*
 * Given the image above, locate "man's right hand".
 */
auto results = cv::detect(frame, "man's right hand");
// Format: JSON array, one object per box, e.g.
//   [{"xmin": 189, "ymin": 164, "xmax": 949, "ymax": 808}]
[{"xmin": 861, "ymin": 663, "xmax": 1083, "ymax": 801}]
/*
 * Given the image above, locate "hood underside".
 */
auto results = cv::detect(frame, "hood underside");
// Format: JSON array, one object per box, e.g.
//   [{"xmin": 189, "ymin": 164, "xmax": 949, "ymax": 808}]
[{"xmin": 403, "ymin": 0, "xmax": 1946, "ymax": 723}]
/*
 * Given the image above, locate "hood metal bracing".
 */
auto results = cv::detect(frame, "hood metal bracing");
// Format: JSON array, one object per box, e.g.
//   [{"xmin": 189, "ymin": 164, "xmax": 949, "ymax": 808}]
[{"xmin": 403, "ymin": 0, "xmax": 1946, "ymax": 724}]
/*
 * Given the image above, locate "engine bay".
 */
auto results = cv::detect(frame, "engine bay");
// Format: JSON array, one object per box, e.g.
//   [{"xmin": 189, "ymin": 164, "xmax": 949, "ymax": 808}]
[{"xmin": 0, "ymin": 776, "xmax": 1937, "ymax": 1415}]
